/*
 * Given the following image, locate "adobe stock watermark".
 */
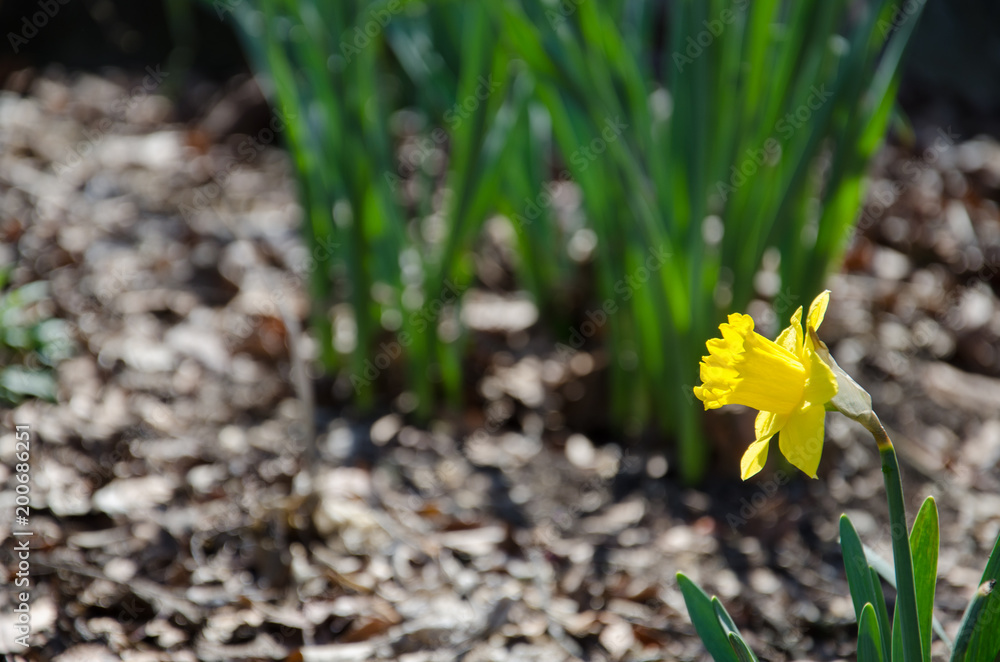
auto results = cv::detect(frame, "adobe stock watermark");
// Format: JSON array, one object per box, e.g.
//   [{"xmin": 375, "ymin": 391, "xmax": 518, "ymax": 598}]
[
  {"xmin": 212, "ymin": 0, "xmax": 244, "ymax": 18},
  {"xmin": 509, "ymin": 115, "xmax": 628, "ymax": 232},
  {"xmin": 725, "ymin": 469, "xmax": 791, "ymax": 531},
  {"xmin": 53, "ymin": 65, "xmax": 169, "ymax": 175},
  {"xmin": 759, "ymin": 286, "xmax": 802, "ymax": 333},
  {"xmin": 569, "ymin": 116, "xmax": 628, "ymax": 170},
  {"xmin": 384, "ymin": 128, "xmax": 448, "ymax": 191},
  {"xmin": 555, "ymin": 244, "xmax": 670, "ymax": 358},
  {"xmin": 864, "ymin": 266, "xmax": 998, "ymax": 381},
  {"xmin": 178, "ymin": 107, "xmax": 296, "ymax": 224},
  {"xmin": 8, "ymin": 0, "xmax": 73, "ymax": 54},
  {"xmin": 11, "ymin": 425, "xmax": 33, "ymax": 648},
  {"xmin": 339, "ymin": 0, "xmax": 405, "ymax": 63},
  {"xmin": 715, "ymin": 84, "xmax": 832, "ymax": 201},
  {"xmin": 444, "ymin": 75, "xmax": 502, "ymax": 130},
  {"xmin": 775, "ymin": 84, "xmax": 834, "ymax": 137},
  {"xmin": 536, "ymin": 447, "xmax": 643, "ymax": 541},
  {"xmin": 349, "ymin": 279, "xmax": 465, "ymax": 393},
  {"xmin": 384, "ymin": 75, "xmax": 503, "ymax": 191},
  {"xmin": 90, "ymin": 261, "xmax": 144, "ymax": 322},
  {"xmin": 726, "ymin": 428, "xmax": 823, "ymax": 532},
  {"xmin": 672, "ymin": 0, "xmax": 749, "ymax": 72},
  {"xmin": 223, "ymin": 236, "xmax": 340, "ymax": 352},
  {"xmin": 845, "ymin": 517, "xmax": 910, "ymax": 580},
  {"xmin": 878, "ymin": 0, "xmax": 926, "ymax": 38},
  {"xmin": 850, "ymin": 126, "xmax": 959, "ymax": 241},
  {"xmin": 545, "ymin": 0, "xmax": 585, "ymax": 27}
]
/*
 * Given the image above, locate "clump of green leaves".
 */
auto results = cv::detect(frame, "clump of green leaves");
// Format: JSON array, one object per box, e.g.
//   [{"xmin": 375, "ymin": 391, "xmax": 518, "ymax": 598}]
[
  {"xmin": 679, "ymin": 497, "xmax": 1000, "ymax": 662},
  {"xmin": 211, "ymin": 0, "xmax": 925, "ymax": 483},
  {"xmin": 0, "ymin": 275, "xmax": 75, "ymax": 405}
]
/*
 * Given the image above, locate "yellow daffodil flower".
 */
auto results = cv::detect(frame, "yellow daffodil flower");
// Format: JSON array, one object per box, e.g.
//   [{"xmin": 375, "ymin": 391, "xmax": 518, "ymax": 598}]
[{"xmin": 694, "ymin": 291, "xmax": 838, "ymax": 480}]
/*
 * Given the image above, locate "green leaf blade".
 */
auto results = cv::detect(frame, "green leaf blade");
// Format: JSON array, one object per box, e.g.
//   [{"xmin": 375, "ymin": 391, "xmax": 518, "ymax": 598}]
[
  {"xmin": 910, "ymin": 496, "xmax": 939, "ymax": 662},
  {"xmin": 952, "ymin": 529, "xmax": 1000, "ymax": 662},
  {"xmin": 677, "ymin": 573, "xmax": 740, "ymax": 662},
  {"xmin": 841, "ymin": 515, "xmax": 882, "ymax": 622},
  {"xmin": 727, "ymin": 632, "xmax": 760, "ymax": 662},
  {"xmin": 859, "ymin": 602, "xmax": 886, "ymax": 662}
]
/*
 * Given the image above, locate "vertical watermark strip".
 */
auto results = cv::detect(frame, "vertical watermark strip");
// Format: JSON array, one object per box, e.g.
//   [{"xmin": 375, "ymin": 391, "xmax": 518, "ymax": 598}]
[{"xmin": 11, "ymin": 424, "xmax": 33, "ymax": 648}]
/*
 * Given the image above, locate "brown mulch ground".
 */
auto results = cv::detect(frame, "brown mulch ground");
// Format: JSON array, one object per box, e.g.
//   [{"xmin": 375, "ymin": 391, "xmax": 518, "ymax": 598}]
[{"xmin": 1, "ymin": 70, "xmax": 999, "ymax": 662}]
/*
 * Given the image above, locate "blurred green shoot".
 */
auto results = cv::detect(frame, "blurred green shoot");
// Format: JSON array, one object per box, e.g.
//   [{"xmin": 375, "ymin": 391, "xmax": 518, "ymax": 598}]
[{"xmin": 0, "ymin": 277, "xmax": 75, "ymax": 405}]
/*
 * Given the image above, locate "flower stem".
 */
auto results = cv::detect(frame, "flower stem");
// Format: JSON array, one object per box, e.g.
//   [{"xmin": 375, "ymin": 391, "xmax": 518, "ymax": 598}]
[{"xmin": 868, "ymin": 416, "xmax": 923, "ymax": 662}]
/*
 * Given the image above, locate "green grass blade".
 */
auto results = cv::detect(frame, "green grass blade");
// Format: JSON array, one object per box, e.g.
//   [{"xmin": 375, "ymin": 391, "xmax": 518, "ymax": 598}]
[
  {"xmin": 712, "ymin": 596, "xmax": 742, "ymax": 638},
  {"xmin": 880, "ymin": 444, "xmax": 924, "ymax": 662},
  {"xmin": 870, "ymin": 566, "xmax": 894, "ymax": 660},
  {"xmin": 951, "ymin": 581, "xmax": 997, "ymax": 662},
  {"xmin": 892, "ymin": 603, "xmax": 902, "ymax": 662},
  {"xmin": 841, "ymin": 515, "xmax": 883, "ymax": 624},
  {"xmin": 677, "ymin": 573, "xmax": 740, "ymax": 662},
  {"xmin": 859, "ymin": 602, "xmax": 886, "ymax": 662},
  {"xmin": 727, "ymin": 632, "xmax": 760, "ymax": 662},
  {"xmin": 952, "ymin": 529, "xmax": 1000, "ymax": 662},
  {"xmin": 910, "ymin": 497, "xmax": 939, "ymax": 662}
]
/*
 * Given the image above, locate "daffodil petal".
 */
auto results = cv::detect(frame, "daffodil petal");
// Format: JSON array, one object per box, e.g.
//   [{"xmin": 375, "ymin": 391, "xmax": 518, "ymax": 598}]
[
  {"xmin": 776, "ymin": 306, "xmax": 803, "ymax": 354},
  {"xmin": 741, "ymin": 411, "xmax": 788, "ymax": 480},
  {"xmin": 693, "ymin": 385, "xmax": 722, "ymax": 409},
  {"xmin": 755, "ymin": 409, "xmax": 788, "ymax": 440},
  {"xmin": 741, "ymin": 438, "xmax": 771, "ymax": 480},
  {"xmin": 802, "ymin": 346, "xmax": 838, "ymax": 406},
  {"xmin": 807, "ymin": 290, "xmax": 830, "ymax": 331},
  {"xmin": 778, "ymin": 403, "xmax": 827, "ymax": 478}
]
